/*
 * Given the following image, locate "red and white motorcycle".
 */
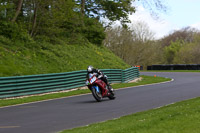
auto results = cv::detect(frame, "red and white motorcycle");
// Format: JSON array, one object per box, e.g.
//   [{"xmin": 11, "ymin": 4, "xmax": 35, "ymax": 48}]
[{"xmin": 86, "ymin": 73, "xmax": 115, "ymax": 102}]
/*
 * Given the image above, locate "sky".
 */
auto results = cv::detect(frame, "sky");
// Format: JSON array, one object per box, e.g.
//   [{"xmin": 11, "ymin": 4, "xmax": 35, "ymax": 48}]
[{"xmin": 129, "ymin": 0, "xmax": 200, "ymax": 39}]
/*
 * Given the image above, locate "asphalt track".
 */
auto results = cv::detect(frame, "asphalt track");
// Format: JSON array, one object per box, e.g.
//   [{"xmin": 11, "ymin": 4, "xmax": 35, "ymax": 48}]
[{"xmin": 1, "ymin": 72, "xmax": 200, "ymax": 133}]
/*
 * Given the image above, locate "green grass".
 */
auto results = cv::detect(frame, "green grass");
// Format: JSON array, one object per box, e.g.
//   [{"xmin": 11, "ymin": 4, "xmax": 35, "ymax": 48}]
[
  {"xmin": 112, "ymin": 75, "xmax": 171, "ymax": 89},
  {"xmin": 0, "ymin": 35, "xmax": 130, "ymax": 77},
  {"xmin": 61, "ymin": 97, "xmax": 200, "ymax": 133},
  {"xmin": 0, "ymin": 75, "xmax": 171, "ymax": 107}
]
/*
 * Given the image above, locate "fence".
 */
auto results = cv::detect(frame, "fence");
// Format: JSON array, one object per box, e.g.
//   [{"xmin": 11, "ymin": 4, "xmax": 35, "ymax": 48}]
[
  {"xmin": 147, "ymin": 64, "xmax": 200, "ymax": 70},
  {"xmin": 0, "ymin": 67, "xmax": 139, "ymax": 99}
]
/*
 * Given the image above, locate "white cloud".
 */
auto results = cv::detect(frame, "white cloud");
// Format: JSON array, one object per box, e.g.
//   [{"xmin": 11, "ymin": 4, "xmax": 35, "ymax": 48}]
[
  {"xmin": 191, "ymin": 22, "xmax": 200, "ymax": 30},
  {"xmin": 129, "ymin": 6, "xmax": 178, "ymax": 39}
]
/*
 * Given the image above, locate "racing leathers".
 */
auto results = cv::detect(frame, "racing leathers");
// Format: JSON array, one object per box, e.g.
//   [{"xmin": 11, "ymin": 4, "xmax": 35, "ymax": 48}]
[{"xmin": 86, "ymin": 68, "xmax": 109, "ymax": 87}]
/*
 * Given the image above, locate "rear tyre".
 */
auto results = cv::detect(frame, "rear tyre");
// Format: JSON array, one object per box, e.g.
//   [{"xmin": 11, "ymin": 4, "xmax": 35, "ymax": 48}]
[{"xmin": 91, "ymin": 86, "xmax": 102, "ymax": 102}]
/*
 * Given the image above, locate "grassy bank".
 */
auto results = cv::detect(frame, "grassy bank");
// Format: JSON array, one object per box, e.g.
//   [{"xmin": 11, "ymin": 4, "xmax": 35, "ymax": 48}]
[
  {"xmin": 0, "ymin": 75, "xmax": 171, "ymax": 107},
  {"xmin": 61, "ymin": 96, "xmax": 200, "ymax": 133},
  {"xmin": 0, "ymin": 35, "xmax": 129, "ymax": 77}
]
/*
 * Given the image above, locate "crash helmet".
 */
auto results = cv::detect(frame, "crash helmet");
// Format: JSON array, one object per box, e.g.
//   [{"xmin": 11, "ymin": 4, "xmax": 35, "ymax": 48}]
[{"xmin": 87, "ymin": 65, "xmax": 93, "ymax": 73}]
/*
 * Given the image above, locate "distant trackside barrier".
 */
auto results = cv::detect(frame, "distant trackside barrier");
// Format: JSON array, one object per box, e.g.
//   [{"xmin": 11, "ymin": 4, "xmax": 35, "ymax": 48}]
[
  {"xmin": 0, "ymin": 67, "xmax": 139, "ymax": 99},
  {"xmin": 147, "ymin": 64, "xmax": 200, "ymax": 70}
]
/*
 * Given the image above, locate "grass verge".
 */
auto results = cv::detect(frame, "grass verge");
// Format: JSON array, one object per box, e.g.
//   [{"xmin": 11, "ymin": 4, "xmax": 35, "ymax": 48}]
[
  {"xmin": 61, "ymin": 97, "xmax": 200, "ymax": 133},
  {"xmin": 112, "ymin": 75, "xmax": 171, "ymax": 89},
  {"xmin": 0, "ymin": 75, "xmax": 171, "ymax": 107}
]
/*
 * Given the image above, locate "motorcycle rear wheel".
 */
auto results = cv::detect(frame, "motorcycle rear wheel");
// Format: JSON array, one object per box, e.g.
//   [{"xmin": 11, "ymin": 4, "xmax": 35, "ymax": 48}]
[
  {"xmin": 108, "ymin": 86, "xmax": 115, "ymax": 100},
  {"xmin": 92, "ymin": 87, "xmax": 102, "ymax": 102},
  {"xmin": 108, "ymin": 91, "xmax": 115, "ymax": 100}
]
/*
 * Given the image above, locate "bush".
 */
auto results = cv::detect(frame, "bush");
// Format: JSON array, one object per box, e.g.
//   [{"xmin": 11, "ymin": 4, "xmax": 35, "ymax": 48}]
[
  {"xmin": 83, "ymin": 17, "xmax": 106, "ymax": 45},
  {"xmin": 0, "ymin": 21, "xmax": 31, "ymax": 42}
]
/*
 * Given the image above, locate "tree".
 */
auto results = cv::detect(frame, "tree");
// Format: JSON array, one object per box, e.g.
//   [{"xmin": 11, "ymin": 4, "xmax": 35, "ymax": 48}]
[
  {"xmin": 161, "ymin": 27, "xmax": 198, "ymax": 47},
  {"xmin": 130, "ymin": 21, "xmax": 155, "ymax": 42},
  {"xmin": 11, "ymin": 0, "xmax": 23, "ymax": 22},
  {"xmin": 30, "ymin": 0, "xmax": 37, "ymax": 37},
  {"xmin": 138, "ymin": 0, "xmax": 168, "ymax": 19},
  {"xmin": 0, "ymin": 0, "xmax": 15, "ymax": 21},
  {"xmin": 0, "ymin": 0, "xmax": 168, "ymax": 46},
  {"xmin": 27, "ymin": 0, "xmax": 78, "ymax": 38},
  {"xmin": 163, "ymin": 40, "xmax": 184, "ymax": 64},
  {"xmin": 174, "ymin": 34, "xmax": 200, "ymax": 64},
  {"xmin": 81, "ymin": 0, "xmax": 85, "ymax": 15},
  {"xmin": 104, "ymin": 21, "xmax": 161, "ymax": 68},
  {"xmin": 76, "ymin": 0, "xmax": 135, "ymax": 26}
]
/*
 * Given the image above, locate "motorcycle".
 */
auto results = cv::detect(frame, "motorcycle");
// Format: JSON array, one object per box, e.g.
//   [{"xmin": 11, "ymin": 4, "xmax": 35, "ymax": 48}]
[{"xmin": 86, "ymin": 73, "xmax": 115, "ymax": 102}]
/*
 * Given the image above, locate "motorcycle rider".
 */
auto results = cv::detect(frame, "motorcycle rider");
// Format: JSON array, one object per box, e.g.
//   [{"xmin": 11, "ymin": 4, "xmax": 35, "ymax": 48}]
[{"xmin": 86, "ymin": 65, "xmax": 112, "ymax": 90}]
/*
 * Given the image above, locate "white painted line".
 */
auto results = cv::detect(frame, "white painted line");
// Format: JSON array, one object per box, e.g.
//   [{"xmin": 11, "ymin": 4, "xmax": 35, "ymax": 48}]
[
  {"xmin": 117, "ymin": 78, "xmax": 174, "ymax": 91},
  {"xmin": 0, "ymin": 126, "xmax": 20, "ymax": 129},
  {"xmin": 0, "ymin": 93, "xmax": 91, "ymax": 109}
]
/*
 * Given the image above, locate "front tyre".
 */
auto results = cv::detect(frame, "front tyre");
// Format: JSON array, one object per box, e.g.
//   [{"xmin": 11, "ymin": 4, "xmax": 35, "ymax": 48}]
[{"xmin": 91, "ymin": 87, "xmax": 102, "ymax": 102}]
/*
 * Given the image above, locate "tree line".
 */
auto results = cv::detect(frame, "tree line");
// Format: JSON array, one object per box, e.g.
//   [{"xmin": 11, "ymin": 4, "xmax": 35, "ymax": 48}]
[
  {"xmin": 0, "ymin": 0, "xmax": 168, "ymax": 44},
  {"xmin": 104, "ymin": 22, "xmax": 200, "ymax": 69},
  {"xmin": 0, "ymin": 0, "xmax": 136, "ymax": 45}
]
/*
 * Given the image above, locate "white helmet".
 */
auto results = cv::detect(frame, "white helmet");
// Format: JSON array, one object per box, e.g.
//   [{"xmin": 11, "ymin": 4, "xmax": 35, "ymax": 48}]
[{"xmin": 87, "ymin": 65, "xmax": 93, "ymax": 72}]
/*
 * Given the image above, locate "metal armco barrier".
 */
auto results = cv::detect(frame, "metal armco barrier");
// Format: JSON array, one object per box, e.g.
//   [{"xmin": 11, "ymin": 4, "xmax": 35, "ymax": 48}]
[
  {"xmin": 147, "ymin": 64, "xmax": 200, "ymax": 70},
  {"xmin": 122, "ymin": 67, "xmax": 139, "ymax": 83},
  {"xmin": 0, "ymin": 67, "xmax": 139, "ymax": 98}
]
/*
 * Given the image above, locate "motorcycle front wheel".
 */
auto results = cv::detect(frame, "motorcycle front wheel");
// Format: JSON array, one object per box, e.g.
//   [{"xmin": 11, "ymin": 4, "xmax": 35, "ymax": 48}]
[{"xmin": 91, "ymin": 86, "xmax": 102, "ymax": 102}]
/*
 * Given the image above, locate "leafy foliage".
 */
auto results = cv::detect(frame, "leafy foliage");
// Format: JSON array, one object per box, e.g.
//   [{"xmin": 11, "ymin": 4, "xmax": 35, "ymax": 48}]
[
  {"xmin": 161, "ymin": 27, "xmax": 200, "ymax": 64},
  {"xmin": 76, "ymin": 0, "xmax": 135, "ymax": 26},
  {"xmin": 161, "ymin": 27, "xmax": 197, "ymax": 47},
  {"xmin": 105, "ymin": 24, "xmax": 200, "ymax": 68},
  {"xmin": 0, "ymin": 0, "xmax": 138, "ymax": 45},
  {"xmin": 174, "ymin": 35, "xmax": 200, "ymax": 64},
  {"xmin": 163, "ymin": 40, "xmax": 184, "ymax": 64},
  {"xmin": 104, "ymin": 21, "xmax": 161, "ymax": 69},
  {"xmin": 0, "ymin": 21, "xmax": 30, "ymax": 41}
]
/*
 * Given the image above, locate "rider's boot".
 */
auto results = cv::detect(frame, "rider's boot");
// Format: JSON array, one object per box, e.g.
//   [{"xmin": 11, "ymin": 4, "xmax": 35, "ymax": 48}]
[{"xmin": 107, "ymin": 83, "xmax": 113, "ymax": 92}]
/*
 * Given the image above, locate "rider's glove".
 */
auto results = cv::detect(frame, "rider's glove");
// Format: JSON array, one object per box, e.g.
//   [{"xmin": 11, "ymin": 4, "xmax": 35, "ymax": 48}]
[{"xmin": 85, "ymin": 80, "xmax": 89, "ymax": 85}]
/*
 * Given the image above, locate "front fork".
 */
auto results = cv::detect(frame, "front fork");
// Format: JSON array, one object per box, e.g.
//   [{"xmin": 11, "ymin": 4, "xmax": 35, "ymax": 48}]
[
  {"xmin": 88, "ymin": 85, "xmax": 100, "ymax": 93},
  {"xmin": 88, "ymin": 85, "xmax": 108, "ymax": 97},
  {"xmin": 93, "ymin": 85, "xmax": 100, "ymax": 93}
]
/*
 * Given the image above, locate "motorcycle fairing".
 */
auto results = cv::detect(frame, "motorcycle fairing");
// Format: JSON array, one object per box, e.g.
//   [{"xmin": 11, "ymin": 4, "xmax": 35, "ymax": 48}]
[{"xmin": 95, "ymin": 79, "xmax": 108, "ymax": 97}]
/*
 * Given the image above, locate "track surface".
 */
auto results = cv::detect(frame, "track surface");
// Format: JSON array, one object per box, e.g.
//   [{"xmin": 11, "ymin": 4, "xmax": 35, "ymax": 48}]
[{"xmin": 1, "ymin": 72, "xmax": 200, "ymax": 133}]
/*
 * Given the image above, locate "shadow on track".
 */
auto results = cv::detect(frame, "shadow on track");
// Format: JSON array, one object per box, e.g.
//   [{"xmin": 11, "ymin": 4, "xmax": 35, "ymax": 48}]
[{"xmin": 77, "ymin": 99, "xmax": 111, "ymax": 104}]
